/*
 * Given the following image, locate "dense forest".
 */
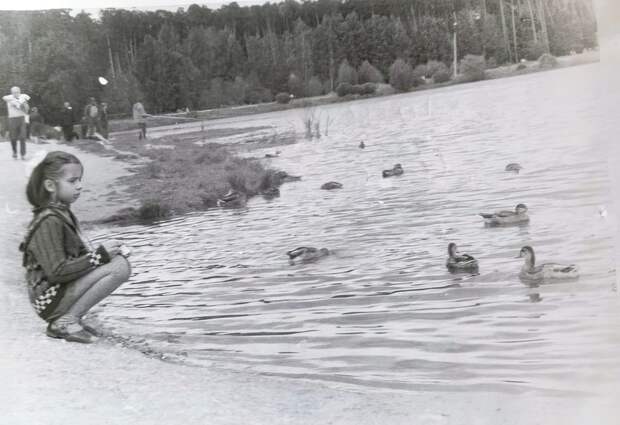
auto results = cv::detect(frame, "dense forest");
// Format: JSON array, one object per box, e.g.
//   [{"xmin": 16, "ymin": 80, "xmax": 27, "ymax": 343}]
[{"xmin": 0, "ymin": 0, "xmax": 597, "ymax": 123}]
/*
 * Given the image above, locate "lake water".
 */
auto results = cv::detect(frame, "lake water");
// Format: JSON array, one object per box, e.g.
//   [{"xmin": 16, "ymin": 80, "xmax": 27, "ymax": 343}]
[{"xmin": 91, "ymin": 63, "xmax": 620, "ymax": 395}]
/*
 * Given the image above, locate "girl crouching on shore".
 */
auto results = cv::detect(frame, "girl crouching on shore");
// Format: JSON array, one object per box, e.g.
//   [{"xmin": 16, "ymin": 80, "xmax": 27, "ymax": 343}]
[{"xmin": 19, "ymin": 151, "xmax": 131, "ymax": 343}]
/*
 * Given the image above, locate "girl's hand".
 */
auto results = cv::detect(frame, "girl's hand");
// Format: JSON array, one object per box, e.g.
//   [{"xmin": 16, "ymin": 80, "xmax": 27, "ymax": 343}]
[{"xmin": 102, "ymin": 240, "xmax": 123, "ymax": 257}]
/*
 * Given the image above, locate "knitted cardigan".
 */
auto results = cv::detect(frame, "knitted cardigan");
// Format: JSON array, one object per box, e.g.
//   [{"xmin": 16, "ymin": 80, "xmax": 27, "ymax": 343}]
[{"xmin": 20, "ymin": 204, "xmax": 111, "ymax": 320}]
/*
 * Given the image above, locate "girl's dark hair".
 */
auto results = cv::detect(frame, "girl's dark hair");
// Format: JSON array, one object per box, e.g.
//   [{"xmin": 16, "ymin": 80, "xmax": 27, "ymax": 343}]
[{"xmin": 26, "ymin": 151, "xmax": 82, "ymax": 208}]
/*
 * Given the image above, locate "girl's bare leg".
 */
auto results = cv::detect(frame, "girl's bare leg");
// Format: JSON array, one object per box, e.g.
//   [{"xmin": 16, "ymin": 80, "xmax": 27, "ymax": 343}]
[{"xmin": 49, "ymin": 255, "xmax": 131, "ymax": 323}]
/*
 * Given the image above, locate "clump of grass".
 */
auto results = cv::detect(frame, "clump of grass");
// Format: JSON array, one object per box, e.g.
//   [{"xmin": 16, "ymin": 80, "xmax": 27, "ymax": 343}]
[
  {"xmin": 126, "ymin": 142, "xmax": 276, "ymax": 218},
  {"xmin": 138, "ymin": 200, "xmax": 171, "ymax": 220}
]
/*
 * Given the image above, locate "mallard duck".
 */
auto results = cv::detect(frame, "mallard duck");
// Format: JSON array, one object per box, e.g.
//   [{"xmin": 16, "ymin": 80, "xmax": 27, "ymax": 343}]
[
  {"xmin": 321, "ymin": 181, "xmax": 343, "ymax": 190},
  {"xmin": 518, "ymin": 246, "xmax": 579, "ymax": 281},
  {"xmin": 287, "ymin": 247, "xmax": 330, "ymax": 263},
  {"xmin": 274, "ymin": 170, "xmax": 302, "ymax": 184},
  {"xmin": 217, "ymin": 189, "xmax": 246, "ymax": 208},
  {"xmin": 446, "ymin": 243, "xmax": 479, "ymax": 271},
  {"xmin": 261, "ymin": 186, "xmax": 280, "ymax": 199},
  {"xmin": 359, "ymin": 141, "xmax": 365, "ymax": 149},
  {"xmin": 480, "ymin": 203, "xmax": 529, "ymax": 226},
  {"xmin": 382, "ymin": 164, "xmax": 404, "ymax": 178},
  {"xmin": 505, "ymin": 163, "xmax": 523, "ymax": 173}
]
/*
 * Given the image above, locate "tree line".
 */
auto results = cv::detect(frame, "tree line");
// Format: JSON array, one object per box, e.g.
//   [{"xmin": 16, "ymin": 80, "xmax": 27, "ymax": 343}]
[{"xmin": 0, "ymin": 0, "xmax": 597, "ymax": 124}]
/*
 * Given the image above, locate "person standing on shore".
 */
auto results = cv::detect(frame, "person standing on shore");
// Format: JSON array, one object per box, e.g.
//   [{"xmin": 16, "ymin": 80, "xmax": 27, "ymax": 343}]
[
  {"xmin": 132, "ymin": 101, "xmax": 148, "ymax": 140},
  {"xmin": 29, "ymin": 106, "xmax": 44, "ymax": 143},
  {"xmin": 19, "ymin": 151, "xmax": 131, "ymax": 343},
  {"xmin": 83, "ymin": 97, "xmax": 99, "ymax": 138},
  {"xmin": 2, "ymin": 86, "xmax": 30, "ymax": 159},
  {"xmin": 60, "ymin": 102, "xmax": 76, "ymax": 142},
  {"xmin": 99, "ymin": 102, "xmax": 109, "ymax": 139}
]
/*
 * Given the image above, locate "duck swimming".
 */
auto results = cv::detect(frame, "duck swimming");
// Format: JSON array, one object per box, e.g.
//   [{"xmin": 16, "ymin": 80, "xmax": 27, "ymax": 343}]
[
  {"xmin": 518, "ymin": 246, "xmax": 579, "ymax": 281},
  {"xmin": 265, "ymin": 151, "xmax": 281, "ymax": 158},
  {"xmin": 321, "ymin": 181, "xmax": 343, "ymax": 190},
  {"xmin": 287, "ymin": 247, "xmax": 330, "ymax": 263},
  {"xmin": 480, "ymin": 203, "xmax": 529, "ymax": 226},
  {"xmin": 382, "ymin": 164, "xmax": 403, "ymax": 178},
  {"xmin": 359, "ymin": 141, "xmax": 365, "ymax": 149},
  {"xmin": 446, "ymin": 243, "xmax": 479, "ymax": 271},
  {"xmin": 274, "ymin": 170, "xmax": 302, "ymax": 184},
  {"xmin": 216, "ymin": 189, "xmax": 246, "ymax": 208},
  {"xmin": 261, "ymin": 186, "xmax": 280, "ymax": 199},
  {"xmin": 505, "ymin": 163, "xmax": 523, "ymax": 173}
]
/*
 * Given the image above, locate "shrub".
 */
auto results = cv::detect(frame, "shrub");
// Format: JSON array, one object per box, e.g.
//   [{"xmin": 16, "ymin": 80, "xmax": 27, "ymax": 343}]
[
  {"xmin": 358, "ymin": 83, "xmax": 376, "ymax": 95},
  {"xmin": 375, "ymin": 83, "xmax": 396, "ymax": 96},
  {"xmin": 306, "ymin": 76, "xmax": 323, "ymax": 97},
  {"xmin": 275, "ymin": 92, "xmax": 291, "ymax": 104},
  {"xmin": 245, "ymin": 87, "xmax": 272, "ymax": 104},
  {"xmin": 389, "ymin": 59, "xmax": 414, "ymax": 92},
  {"xmin": 524, "ymin": 41, "xmax": 547, "ymax": 61},
  {"xmin": 336, "ymin": 82, "xmax": 354, "ymax": 97},
  {"xmin": 412, "ymin": 64, "xmax": 427, "ymax": 87},
  {"xmin": 516, "ymin": 63, "xmax": 527, "ymax": 71},
  {"xmin": 425, "ymin": 60, "xmax": 447, "ymax": 78},
  {"xmin": 358, "ymin": 60, "xmax": 384, "ymax": 84},
  {"xmin": 337, "ymin": 59, "xmax": 358, "ymax": 85},
  {"xmin": 485, "ymin": 56, "xmax": 498, "ymax": 69},
  {"xmin": 459, "ymin": 54, "xmax": 486, "ymax": 82},
  {"xmin": 538, "ymin": 53, "xmax": 558, "ymax": 69},
  {"xmin": 432, "ymin": 69, "xmax": 451, "ymax": 83}
]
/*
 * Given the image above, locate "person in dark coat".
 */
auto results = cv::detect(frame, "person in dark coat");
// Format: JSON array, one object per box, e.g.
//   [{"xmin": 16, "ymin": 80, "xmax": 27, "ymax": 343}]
[
  {"xmin": 29, "ymin": 107, "xmax": 44, "ymax": 143},
  {"xmin": 99, "ymin": 102, "xmax": 109, "ymax": 139},
  {"xmin": 60, "ymin": 102, "xmax": 76, "ymax": 142}
]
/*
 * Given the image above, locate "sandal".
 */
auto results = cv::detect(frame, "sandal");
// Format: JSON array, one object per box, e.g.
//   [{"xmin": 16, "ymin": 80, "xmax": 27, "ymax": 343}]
[{"xmin": 46, "ymin": 320, "xmax": 97, "ymax": 344}]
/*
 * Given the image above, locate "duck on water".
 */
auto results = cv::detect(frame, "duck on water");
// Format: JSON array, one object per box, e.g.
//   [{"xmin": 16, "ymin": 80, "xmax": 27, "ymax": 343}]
[
  {"xmin": 480, "ymin": 203, "xmax": 529, "ymax": 226},
  {"xmin": 382, "ymin": 164, "xmax": 403, "ymax": 178},
  {"xmin": 518, "ymin": 246, "xmax": 579, "ymax": 281},
  {"xmin": 217, "ymin": 189, "xmax": 246, "ymax": 208},
  {"xmin": 287, "ymin": 247, "xmax": 330, "ymax": 264},
  {"xmin": 505, "ymin": 163, "xmax": 523, "ymax": 173},
  {"xmin": 445, "ymin": 243, "xmax": 479, "ymax": 272},
  {"xmin": 321, "ymin": 182, "xmax": 343, "ymax": 190}
]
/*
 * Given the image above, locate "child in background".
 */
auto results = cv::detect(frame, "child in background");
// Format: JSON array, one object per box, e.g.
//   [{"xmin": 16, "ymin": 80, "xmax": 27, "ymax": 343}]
[
  {"xmin": 132, "ymin": 101, "xmax": 148, "ymax": 140},
  {"xmin": 19, "ymin": 151, "xmax": 131, "ymax": 343}
]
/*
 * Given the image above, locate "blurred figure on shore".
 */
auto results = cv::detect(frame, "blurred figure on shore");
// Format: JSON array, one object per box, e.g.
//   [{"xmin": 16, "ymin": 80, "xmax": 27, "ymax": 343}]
[
  {"xmin": 60, "ymin": 102, "xmax": 76, "ymax": 142},
  {"xmin": 29, "ymin": 106, "xmax": 44, "ymax": 143},
  {"xmin": 80, "ymin": 115, "xmax": 88, "ymax": 139},
  {"xmin": 83, "ymin": 97, "xmax": 99, "ymax": 138},
  {"xmin": 2, "ymin": 86, "xmax": 30, "ymax": 159},
  {"xmin": 132, "ymin": 101, "xmax": 148, "ymax": 140},
  {"xmin": 99, "ymin": 102, "xmax": 109, "ymax": 139}
]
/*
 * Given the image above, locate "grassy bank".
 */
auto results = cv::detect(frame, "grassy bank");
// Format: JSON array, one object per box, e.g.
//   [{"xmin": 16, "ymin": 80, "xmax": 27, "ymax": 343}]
[
  {"xmin": 68, "ymin": 126, "xmax": 299, "ymax": 224},
  {"xmin": 108, "ymin": 51, "xmax": 599, "ymax": 134}
]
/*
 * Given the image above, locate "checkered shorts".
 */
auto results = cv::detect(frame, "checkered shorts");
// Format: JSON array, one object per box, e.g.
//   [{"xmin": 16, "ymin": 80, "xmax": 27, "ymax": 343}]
[{"xmin": 32, "ymin": 281, "xmax": 61, "ymax": 314}]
